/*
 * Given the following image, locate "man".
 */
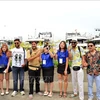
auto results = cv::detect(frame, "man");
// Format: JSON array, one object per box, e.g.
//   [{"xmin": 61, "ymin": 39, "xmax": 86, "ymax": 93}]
[
  {"xmin": 27, "ymin": 41, "xmax": 42, "ymax": 99},
  {"xmin": 84, "ymin": 41, "xmax": 100, "ymax": 100},
  {"xmin": 11, "ymin": 38, "xmax": 27, "ymax": 97},
  {"xmin": 68, "ymin": 39, "xmax": 85, "ymax": 100}
]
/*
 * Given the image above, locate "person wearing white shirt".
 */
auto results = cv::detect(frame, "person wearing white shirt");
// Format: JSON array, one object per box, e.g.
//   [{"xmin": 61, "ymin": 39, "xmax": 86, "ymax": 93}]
[{"xmin": 11, "ymin": 38, "xmax": 27, "ymax": 97}]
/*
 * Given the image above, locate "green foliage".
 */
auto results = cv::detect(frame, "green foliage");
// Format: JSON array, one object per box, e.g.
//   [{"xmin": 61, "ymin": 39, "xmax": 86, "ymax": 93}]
[{"xmin": 54, "ymin": 60, "xmax": 58, "ymax": 67}]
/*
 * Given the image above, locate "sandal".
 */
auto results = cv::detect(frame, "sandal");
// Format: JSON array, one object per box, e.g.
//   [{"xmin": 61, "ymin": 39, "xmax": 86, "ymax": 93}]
[
  {"xmin": 63, "ymin": 93, "xmax": 67, "ymax": 98},
  {"xmin": 59, "ymin": 92, "xmax": 62, "ymax": 97},
  {"xmin": 48, "ymin": 92, "xmax": 52, "ymax": 97},
  {"xmin": 43, "ymin": 91, "xmax": 48, "ymax": 96}
]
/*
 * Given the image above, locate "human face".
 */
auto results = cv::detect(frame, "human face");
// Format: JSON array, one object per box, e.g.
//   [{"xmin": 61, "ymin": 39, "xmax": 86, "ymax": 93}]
[
  {"xmin": 88, "ymin": 43, "xmax": 95, "ymax": 52},
  {"xmin": 14, "ymin": 40, "xmax": 20, "ymax": 48},
  {"xmin": 60, "ymin": 42, "xmax": 65, "ymax": 49},
  {"xmin": 32, "ymin": 42, "xmax": 37, "ymax": 50},
  {"xmin": 43, "ymin": 46, "xmax": 49, "ymax": 53},
  {"xmin": 71, "ymin": 41, "xmax": 77, "ymax": 48},
  {"xmin": 2, "ymin": 46, "xmax": 7, "ymax": 52}
]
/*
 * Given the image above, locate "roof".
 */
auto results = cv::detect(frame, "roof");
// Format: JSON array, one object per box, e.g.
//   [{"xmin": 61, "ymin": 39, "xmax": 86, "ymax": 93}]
[
  {"xmin": 66, "ymin": 36, "xmax": 87, "ymax": 40},
  {"xmin": 92, "ymin": 38, "xmax": 100, "ymax": 41}
]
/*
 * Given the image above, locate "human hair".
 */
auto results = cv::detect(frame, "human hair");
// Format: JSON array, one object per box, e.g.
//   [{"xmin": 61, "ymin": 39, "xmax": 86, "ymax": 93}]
[
  {"xmin": 14, "ymin": 38, "xmax": 20, "ymax": 42},
  {"xmin": 88, "ymin": 41, "xmax": 96, "ymax": 46},
  {"xmin": 0, "ymin": 43, "xmax": 11, "ymax": 57},
  {"xmin": 59, "ymin": 41, "xmax": 67, "ymax": 51}
]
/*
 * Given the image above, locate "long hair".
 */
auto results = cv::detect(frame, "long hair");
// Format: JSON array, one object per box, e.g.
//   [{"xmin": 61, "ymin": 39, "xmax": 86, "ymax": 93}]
[
  {"xmin": 0, "ymin": 43, "xmax": 11, "ymax": 58},
  {"xmin": 59, "ymin": 41, "xmax": 67, "ymax": 51}
]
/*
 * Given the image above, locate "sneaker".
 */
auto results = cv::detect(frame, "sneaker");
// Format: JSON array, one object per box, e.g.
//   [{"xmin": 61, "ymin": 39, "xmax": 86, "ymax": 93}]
[
  {"xmin": 29, "ymin": 94, "xmax": 33, "ymax": 99},
  {"xmin": 37, "ymin": 92, "xmax": 42, "ymax": 96},
  {"xmin": 70, "ymin": 94, "xmax": 78, "ymax": 98},
  {"xmin": 97, "ymin": 99, "xmax": 100, "ymax": 100},
  {"xmin": 11, "ymin": 91, "xmax": 17, "ymax": 97},
  {"xmin": 88, "ymin": 98, "xmax": 93, "ymax": 100},
  {"xmin": 20, "ymin": 91, "xmax": 25, "ymax": 96}
]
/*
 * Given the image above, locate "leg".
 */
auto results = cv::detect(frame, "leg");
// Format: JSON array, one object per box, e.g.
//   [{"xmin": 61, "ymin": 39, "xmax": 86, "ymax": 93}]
[
  {"xmin": 71, "ymin": 68, "xmax": 78, "ymax": 94},
  {"xmin": 35, "ymin": 69, "xmax": 40, "ymax": 93},
  {"xmin": 49, "ymin": 82, "xmax": 53, "ymax": 94},
  {"xmin": 0, "ymin": 74, "xmax": 4, "ymax": 93},
  {"xmin": 63, "ymin": 74, "xmax": 68, "ymax": 97},
  {"xmin": 19, "ymin": 67, "xmax": 24, "ymax": 91},
  {"xmin": 44, "ymin": 83, "xmax": 48, "ymax": 93},
  {"xmin": 5, "ymin": 73, "xmax": 10, "ymax": 93},
  {"xmin": 58, "ymin": 74, "xmax": 63, "ymax": 96},
  {"xmin": 87, "ymin": 74, "xmax": 94, "ymax": 99},
  {"xmin": 95, "ymin": 75, "xmax": 100, "ymax": 99},
  {"xmin": 77, "ymin": 68, "xmax": 84, "ymax": 100},
  {"xmin": 12, "ymin": 67, "xmax": 19, "ymax": 91},
  {"xmin": 28, "ymin": 69, "xmax": 35, "ymax": 95}
]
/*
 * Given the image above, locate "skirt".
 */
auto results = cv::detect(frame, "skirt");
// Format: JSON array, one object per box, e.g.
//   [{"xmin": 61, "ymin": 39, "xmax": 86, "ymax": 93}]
[
  {"xmin": 0, "ymin": 66, "xmax": 12, "ymax": 73},
  {"xmin": 42, "ymin": 67, "xmax": 54, "ymax": 83},
  {"xmin": 57, "ymin": 63, "xmax": 71, "ymax": 75}
]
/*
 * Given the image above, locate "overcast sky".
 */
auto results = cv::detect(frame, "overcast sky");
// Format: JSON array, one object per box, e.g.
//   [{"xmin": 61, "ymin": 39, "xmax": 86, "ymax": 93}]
[{"xmin": 0, "ymin": 1, "xmax": 100, "ymax": 41}]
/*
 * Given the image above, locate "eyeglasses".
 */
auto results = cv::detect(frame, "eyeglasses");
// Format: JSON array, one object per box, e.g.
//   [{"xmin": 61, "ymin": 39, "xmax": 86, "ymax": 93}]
[
  {"xmin": 71, "ymin": 42, "xmax": 76, "ymax": 44},
  {"xmin": 14, "ymin": 42, "xmax": 19, "ymax": 45},
  {"xmin": 88, "ymin": 45, "xmax": 94, "ymax": 47}
]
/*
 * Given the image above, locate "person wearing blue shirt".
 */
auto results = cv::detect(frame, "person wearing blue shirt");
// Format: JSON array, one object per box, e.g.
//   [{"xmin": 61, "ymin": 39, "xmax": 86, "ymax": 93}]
[
  {"xmin": 41, "ymin": 45, "xmax": 54, "ymax": 97},
  {"xmin": 0, "ymin": 43, "xmax": 11, "ymax": 96},
  {"xmin": 55, "ymin": 41, "xmax": 70, "ymax": 98}
]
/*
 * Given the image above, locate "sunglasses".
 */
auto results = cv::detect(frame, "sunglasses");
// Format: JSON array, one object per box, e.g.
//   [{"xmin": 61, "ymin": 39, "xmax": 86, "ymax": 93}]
[
  {"xmin": 71, "ymin": 42, "xmax": 76, "ymax": 44},
  {"xmin": 88, "ymin": 45, "xmax": 94, "ymax": 47},
  {"xmin": 14, "ymin": 42, "xmax": 19, "ymax": 45}
]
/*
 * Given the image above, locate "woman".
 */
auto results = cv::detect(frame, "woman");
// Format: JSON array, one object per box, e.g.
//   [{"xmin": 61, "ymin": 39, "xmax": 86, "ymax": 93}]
[
  {"xmin": 55, "ymin": 41, "xmax": 70, "ymax": 98},
  {"xmin": 40, "ymin": 45, "xmax": 54, "ymax": 97},
  {"xmin": 0, "ymin": 43, "xmax": 11, "ymax": 96}
]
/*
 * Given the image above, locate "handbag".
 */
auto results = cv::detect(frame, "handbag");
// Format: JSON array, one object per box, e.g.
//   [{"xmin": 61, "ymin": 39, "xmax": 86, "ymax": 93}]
[{"xmin": 73, "ymin": 66, "xmax": 80, "ymax": 71}]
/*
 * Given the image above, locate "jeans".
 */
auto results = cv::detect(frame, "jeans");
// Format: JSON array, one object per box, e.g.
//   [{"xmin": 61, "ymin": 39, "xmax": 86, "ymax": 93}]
[
  {"xmin": 28, "ymin": 68, "xmax": 41, "ymax": 95},
  {"xmin": 88, "ymin": 74, "xmax": 100, "ymax": 99},
  {"xmin": 12, "ymin": 66, "xmax": 24, "ymax": 91}
]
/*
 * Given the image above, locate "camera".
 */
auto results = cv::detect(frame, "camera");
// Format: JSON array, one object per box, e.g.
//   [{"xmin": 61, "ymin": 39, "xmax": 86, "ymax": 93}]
[{"xmin": 46, "ymin": 47, "xmax": 49, "ymax": 50}]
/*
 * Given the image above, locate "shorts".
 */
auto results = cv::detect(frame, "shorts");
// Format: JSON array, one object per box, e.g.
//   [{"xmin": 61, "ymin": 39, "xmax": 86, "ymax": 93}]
[
  {"xmin": 42, "ymin": 67, "xmax": 54, "ymax": 83},
  {"xmin": 57, "ymin": 63, "xmax": 71, "ymax": 75},
  {"xmin": 0, "ymin": 66, "xmax": 12, "ymax": 74}
]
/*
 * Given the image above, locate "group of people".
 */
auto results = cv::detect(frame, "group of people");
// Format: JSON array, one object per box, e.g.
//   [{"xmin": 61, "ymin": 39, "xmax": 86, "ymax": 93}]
[{"xmin": 0, "ymin": 38, "xmax": 100, "ymax": 100}]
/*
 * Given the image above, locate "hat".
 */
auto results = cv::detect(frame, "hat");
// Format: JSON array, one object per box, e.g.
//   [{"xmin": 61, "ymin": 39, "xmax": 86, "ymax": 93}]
[{"xmin": 71, "ymin": 38, "xmax": 77, "ymax": 42}]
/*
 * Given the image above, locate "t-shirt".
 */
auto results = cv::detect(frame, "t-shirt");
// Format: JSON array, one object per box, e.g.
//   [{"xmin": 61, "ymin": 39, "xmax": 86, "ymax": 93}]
[
  {"xmin": 11, "ymin": 47, "xmax": 27, "ymax": 67},
  {"xmin": 71, "ymin": 46, "xmax": 85, "ymax": 66},
  {"xmin": 27, "ymin": 48, "xmax": 41, "ymax": 70},
  {"xmin": 41, "ymin": 53, "xmax": 54, "ymax": 68},
  {"xmin": 57, "ymin": 50, "xmax": 68, "ymax": 64},
  {"xmin": 0, "ymin": 52, "xmax": 8, "ymax": 67}
]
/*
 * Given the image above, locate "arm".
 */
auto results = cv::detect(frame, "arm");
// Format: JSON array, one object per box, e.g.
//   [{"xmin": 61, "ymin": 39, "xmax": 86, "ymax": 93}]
[
  {"xmin": 4, "ymin": 57, "xmax": 11, "ymax": 73},
  {"xmin": 48, "ymin": 50, "xmax": 54, "ymax": 58},
  {"xmin": 68, "ymin": 46, "xmax": 72, "ymax": 60},
  {"xmin": 28, "ymin": 50, "xmax": 41, "ymax": 62},
  {"xmin": 80, "ymin": 47, "xmax": 88, "ymax": 67}
]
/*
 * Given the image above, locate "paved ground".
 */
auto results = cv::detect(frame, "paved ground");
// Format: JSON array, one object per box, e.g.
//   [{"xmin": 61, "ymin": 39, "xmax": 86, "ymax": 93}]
[
  {"xmin": 0, "ymin": 68, "xmax": 97, "ymax": 100},
  {"xmin": 0, "ymin": 91, "xmax": 97, "ymax": 100}
]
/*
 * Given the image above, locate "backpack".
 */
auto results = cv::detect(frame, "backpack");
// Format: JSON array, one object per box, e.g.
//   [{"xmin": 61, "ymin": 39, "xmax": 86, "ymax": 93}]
[{"xmin": 23, "ymin": 48, "xmax": 32, "ymax": 72}]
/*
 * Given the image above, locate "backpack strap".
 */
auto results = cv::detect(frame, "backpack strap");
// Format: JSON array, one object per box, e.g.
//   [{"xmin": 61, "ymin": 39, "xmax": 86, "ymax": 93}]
[
  {"xmin": 78, "ymin": 46, "xmax": 82, "ymax": 58},
  {"xmin": 23, "ymin": 48, "xmax": 32, "ymax": 59},
  {"xmin": 23, "ymin": 48, "xmax": 25, "ymax": 59}
]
